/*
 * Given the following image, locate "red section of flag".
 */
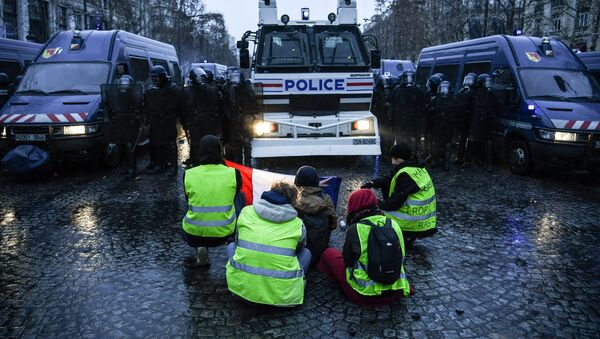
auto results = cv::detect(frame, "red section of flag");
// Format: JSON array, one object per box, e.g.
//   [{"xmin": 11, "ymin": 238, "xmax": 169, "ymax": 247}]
[{"xmin": 225, "ymin": 160, "xmax": 254, "ymax": 205}]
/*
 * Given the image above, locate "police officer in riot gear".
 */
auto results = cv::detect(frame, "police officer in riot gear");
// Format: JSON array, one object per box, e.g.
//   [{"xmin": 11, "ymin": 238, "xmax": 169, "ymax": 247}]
[
  {"xmin": 392, "ymin": 71, "xmax": 425, "ymax": 160},
  {"xmin": 145, "ymin": 65, "xmax": 183, "ymax": 175},
  {"xmin": 430, "ymin": 80, "xmax": 455, "ymax": 170},
  {"xmin": 183, "ymin": 67, "xmax": 222, "ymax": 167},
  {"xmin": 456, "ymin": 73, "xmax": 477, "ymax": 166},
  {"xmin": 101, "ymin": 75, "xmax": 145, "ymax": 178},
  {"xmin": 467, "ymin": 73, "xmax": 496, "ymax": 171},
  {"xmin": 424, "ymin": 73, "xmax": 444, "ymax": 163}
]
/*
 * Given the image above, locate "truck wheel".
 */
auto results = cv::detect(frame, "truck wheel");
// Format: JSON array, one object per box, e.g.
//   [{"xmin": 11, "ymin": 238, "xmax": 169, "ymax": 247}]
[
  {"xmin": 103, "ymin": 143, "xmax": 121, "ymax": 169},
  {"xmin": 506, "ymin": 139, "xmax": 532, "ymax": 175}
]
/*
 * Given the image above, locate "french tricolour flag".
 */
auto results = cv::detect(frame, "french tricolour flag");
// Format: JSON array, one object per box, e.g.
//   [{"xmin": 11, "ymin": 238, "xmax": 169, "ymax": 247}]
[{"xmin": 225, "ymin": 161, "xmax": 342, "ymax": 208}]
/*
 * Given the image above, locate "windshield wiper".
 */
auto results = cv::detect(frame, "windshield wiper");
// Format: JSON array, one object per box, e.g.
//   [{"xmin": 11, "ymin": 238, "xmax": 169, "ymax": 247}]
[
  {"xmin": 16, "ymin": 89, "xmax": 48, "ymax": 95},
  {"xmin": 47, "ymin": 89, "xmax": 89, "ymax": 95},
  {"xmin": 529, "ymin": 95, "xmax": 568, "ymax": 101},
  {"xmin": 566, "ymin": 96, "xmax": 600, "ymax": 102}
]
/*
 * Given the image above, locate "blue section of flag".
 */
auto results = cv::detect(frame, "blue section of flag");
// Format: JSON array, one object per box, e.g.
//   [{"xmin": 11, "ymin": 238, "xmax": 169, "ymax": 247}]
[{"xmin": 319, "ymin": 176, "xmax": 343, "ymax": 208}]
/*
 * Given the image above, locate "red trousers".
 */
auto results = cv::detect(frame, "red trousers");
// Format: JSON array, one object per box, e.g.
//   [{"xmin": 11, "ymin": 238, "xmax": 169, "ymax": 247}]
[{"xmin": 317, "ymin": 248, "xmax": 410, "ymax": 307}]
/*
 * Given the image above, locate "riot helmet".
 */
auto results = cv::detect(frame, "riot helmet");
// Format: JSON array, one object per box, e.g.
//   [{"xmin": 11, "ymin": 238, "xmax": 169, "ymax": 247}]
[
  {"xmin": 204, "ymin": 70, "xmax": 214, "ymax": 83},
  {"xmin": 426, "ymin": 73, "xmax": 443, "ymax": 94},
  {"xmin": 400, "ymin": 71, "xmax": 415, "ymax": 87},
  {"xmin": 189, "ymin": 67, "xmax": 207, "ymax": 85},
  {"xmin": 462, "ymin": 73, "xmax": 477, "ymax": 88},
  {"xmin": 477, "ymin": 73, "xmax": 493, "ymax": 91},
  {"xmin": 117, "ymin": 75, "xmax": 134, "ymax": 90},
  {"xmin": 150, "ymin": 65, "xmax": 168, "ymax": 86},
  {"xmin": 438, "ymin": 80, "xmax": 451, "ymax": 96}
]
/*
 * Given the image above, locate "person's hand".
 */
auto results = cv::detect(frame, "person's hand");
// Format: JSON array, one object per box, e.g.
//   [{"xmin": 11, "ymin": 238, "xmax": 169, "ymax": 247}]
[{"xmin": 361, "ymin": 181, "xmax": 374, "ymax": 189}]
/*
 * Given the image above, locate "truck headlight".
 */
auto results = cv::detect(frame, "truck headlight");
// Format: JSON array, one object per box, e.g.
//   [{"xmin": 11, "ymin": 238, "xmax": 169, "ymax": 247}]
[
  {"xmin": 352, "ymin": 119, "xmax": 372, "ymax": 131},
  {"xmin": 554, "ymin": 131, "xmax": 577, "ymax": 142},
  {"xmin": 254, "ymin": 121, "xmax": 278, "ymax": 136},
  {"xmin": 63, "ymin": 125, "xmax": 86, "ymax": 135}
]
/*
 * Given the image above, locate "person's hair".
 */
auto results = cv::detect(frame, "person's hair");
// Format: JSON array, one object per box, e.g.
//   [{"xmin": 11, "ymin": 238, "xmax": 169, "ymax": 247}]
[{"xmin": 270, "ymin": 181, "xmax": 298, "ymax": 204}]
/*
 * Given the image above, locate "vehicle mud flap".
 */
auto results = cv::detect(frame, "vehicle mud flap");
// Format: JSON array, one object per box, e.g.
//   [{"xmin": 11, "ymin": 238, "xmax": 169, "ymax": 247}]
[{"xmin": 1, "ymin": 145, "xmax": 50, "ymax": 174}]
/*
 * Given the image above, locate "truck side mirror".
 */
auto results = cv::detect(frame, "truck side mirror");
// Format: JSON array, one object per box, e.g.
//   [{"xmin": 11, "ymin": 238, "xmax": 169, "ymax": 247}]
[
  {"xmin": 239, "ymin": 49, "xmax": 250, "ymax": 69},
  {"xmin": 370, "ymin": 50, "xmax": 381, "ymax": 69}
]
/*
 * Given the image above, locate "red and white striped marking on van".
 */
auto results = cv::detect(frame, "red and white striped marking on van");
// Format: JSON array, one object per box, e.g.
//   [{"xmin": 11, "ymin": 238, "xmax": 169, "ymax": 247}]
[
  {"xmin": 0, "ymin": 112, "xmax": 88, "ymax": 124},
  {"xmin": 551, "ymin": 119, "xmax": 600, "ymax": 130}
]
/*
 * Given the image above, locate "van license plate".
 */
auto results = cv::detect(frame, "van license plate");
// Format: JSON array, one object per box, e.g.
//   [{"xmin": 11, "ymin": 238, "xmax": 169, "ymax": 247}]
[
  {"xmin": 353, "ymin": 138, "xmax": 376, "ymax": 145},
  {"xmin": 14, "ymin": 134, "xmax": 46, "ymax": 142}
]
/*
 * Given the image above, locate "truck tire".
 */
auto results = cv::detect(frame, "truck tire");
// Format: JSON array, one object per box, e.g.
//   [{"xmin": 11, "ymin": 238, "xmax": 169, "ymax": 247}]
[{"xmin": 506, "ymin": 139, "xmax": 532, "ymax": 175}]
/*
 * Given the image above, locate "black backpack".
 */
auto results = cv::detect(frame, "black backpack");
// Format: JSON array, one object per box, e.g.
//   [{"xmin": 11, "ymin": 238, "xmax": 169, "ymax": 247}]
[{"xmin": 361, "ymin": 218, "xmax": 403, "ymax": 285}]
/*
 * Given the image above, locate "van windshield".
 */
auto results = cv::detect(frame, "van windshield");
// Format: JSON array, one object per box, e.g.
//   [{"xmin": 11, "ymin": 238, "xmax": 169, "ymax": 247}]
[
  {"xmin": 17, "ymin": 62, "xmax": 111, "ymax": 95},
  {"xmin": 521, "ymin": 68, "xmax": 600, "ymax": 102}
]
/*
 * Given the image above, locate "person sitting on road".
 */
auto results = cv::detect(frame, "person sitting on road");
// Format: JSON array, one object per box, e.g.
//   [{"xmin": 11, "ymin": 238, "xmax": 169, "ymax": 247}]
[
  {"xmin": 292, "ymin": 166, "xmax": 337, "ymax": 267},
  {"xmin": 181, "ymin": 135, "xmax": 243, "ymax": 268},
  {"xmin": 362, "ymin": 143, "xmax": 437, "ymax": 246},
  {"xmin": 317, "ymin": 188, "xmax": 412, "ymax": 306},
  {"xmin": 226, "ymin": 181, "xmax": 311, "ymax": 307}
]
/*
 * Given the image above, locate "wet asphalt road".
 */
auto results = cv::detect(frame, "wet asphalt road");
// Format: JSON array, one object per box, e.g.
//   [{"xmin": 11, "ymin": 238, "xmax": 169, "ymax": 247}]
[{"xmin": 1, "ymin": 151, "xmax": 600, "ymax": 338}]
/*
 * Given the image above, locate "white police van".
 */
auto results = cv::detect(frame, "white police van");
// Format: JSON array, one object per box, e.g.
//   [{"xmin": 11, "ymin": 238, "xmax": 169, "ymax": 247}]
[{"xmin": 237, "ymin": 0, "xmax": 382, "ymax": 158}]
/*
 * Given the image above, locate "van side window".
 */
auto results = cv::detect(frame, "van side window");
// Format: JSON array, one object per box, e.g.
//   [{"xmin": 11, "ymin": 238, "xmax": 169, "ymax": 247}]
[
  {"xmin": 460, "ymin": 62, "xmax": 492, "ymax": 82},
  {"xmin": 151, "ymin": 59, "xmax": 170, "ymax": 75},
  {"xmin": 415, "ymin": 66, "xmax": 431, "ymax": 87},
  {"xmin": 170, "ymin": 61, "xmax": 182, "ymax": 85},
  {"xmin": 432, "ymin": 64, "xmax": 460, "ymax": 89},
  {"xmin": 492, "ymin": 67, "xmax": 518, "ymax": 104},
  {"xmin": 0, "ymin": 60, "xmax": 23, "ymax": 82},
  {"xmin": 113, "ymin": 63, "xmax": 129, "ymax": 82},
  {"xmin": 130, "ymin": 57, "xmax": 150, "ymax": 83}
]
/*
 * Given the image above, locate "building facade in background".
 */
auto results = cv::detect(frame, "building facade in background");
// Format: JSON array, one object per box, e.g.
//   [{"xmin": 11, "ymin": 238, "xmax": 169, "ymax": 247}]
[{"xmin": 364, "ymin": 0, "xmax": 599, "ymax": 61}]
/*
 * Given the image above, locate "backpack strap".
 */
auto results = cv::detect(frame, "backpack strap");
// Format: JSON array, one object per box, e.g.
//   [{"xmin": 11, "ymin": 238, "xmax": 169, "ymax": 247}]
[{"xmin": 359, "ymin": 218, "xmax": 392, "ymax": 228}]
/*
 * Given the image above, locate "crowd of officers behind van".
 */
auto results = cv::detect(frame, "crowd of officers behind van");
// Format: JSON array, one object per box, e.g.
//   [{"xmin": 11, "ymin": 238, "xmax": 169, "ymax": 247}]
[
  {"xmin": 374, "ymin": 70, "xmax": 498, "ymax": 172},
  {"xmin": 104, "ymin": 64, "xmax": 256, "ymax": 178}
]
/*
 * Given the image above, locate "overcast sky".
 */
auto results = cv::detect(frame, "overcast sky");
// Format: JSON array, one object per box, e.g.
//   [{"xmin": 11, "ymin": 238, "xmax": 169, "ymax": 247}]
[{"xmin": 202, "ymin": 0, "xmax": 378, "ymax": 41}]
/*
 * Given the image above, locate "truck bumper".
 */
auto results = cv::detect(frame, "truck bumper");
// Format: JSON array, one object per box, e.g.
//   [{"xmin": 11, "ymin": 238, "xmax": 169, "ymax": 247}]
[
  {"xmin": 251, "ymin": 136, "xmax": 381, "ymax": 158},
  {"xmin": 0, "ymin": 135, "xmax": 105, "ymax": 161}
]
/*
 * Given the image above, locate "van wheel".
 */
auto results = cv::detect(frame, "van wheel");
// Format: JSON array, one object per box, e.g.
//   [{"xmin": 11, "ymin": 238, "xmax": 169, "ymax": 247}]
[
  {"xmin": 506, "ymin": 139, "xmax": 532, "ymax": 175},
  {"xmin": 102, "ymin": 143, "xmax": 121, "ymax": 169}
]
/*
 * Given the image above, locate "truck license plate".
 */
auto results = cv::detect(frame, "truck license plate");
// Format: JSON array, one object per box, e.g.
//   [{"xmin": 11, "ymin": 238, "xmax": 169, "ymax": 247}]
[
  {"xmin": 353, "ymin": 138, "xmax": 376, "ymax": 145},
  {"xmin": 14, "ymin": 134, "xmax": 46, "ymax": 142}
]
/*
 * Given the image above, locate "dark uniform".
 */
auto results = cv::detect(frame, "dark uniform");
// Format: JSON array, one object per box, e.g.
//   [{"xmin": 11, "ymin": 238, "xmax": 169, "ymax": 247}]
[
  {"xmin": 183, "ymin": 67, "xmax": 222, "ymax": 167},
  {"xmin": 431, "ymin": 80, "xmax": 455, "ymax": 170},
  {"xmin": 223, "ymin": 70, "xmax": 252, "ymax": 164},
  {"xmin": 101, "ymin": 75, "xmax": 145, "ymax": 177},
  {"xmin": 424, "ymin": 73, "xmax": 444, "ymax": 163},
  {"xmin": 455, "ymin": 73, "xmax": 477, "ymax": 166},
  {"xmin": 145, "ymin": 65, "xmax": 183, "ymax": 175},
  {"xmin": 392, "ymin": 71, "xmax": 425, "ymax": 160},
  {"xmin": 467, "ymin": 74, "xmax": 497, "ymax": 171}
]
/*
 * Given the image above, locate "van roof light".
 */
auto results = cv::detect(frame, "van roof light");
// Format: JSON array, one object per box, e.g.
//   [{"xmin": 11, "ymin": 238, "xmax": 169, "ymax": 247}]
[{"xmin": 281, "ymin": 14, "xmax": 290, "ymax": 25}]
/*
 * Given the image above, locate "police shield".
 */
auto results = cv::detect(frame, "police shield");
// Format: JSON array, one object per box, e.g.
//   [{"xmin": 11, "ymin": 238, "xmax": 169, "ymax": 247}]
[{"xmin": 101, "ymin": 83, "xmax": 144, "ymax": 143}]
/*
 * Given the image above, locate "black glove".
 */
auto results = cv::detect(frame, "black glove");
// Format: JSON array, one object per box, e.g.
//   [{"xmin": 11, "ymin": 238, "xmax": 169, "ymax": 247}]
[{"xmin": 361, "ymin": 181, "xmax": 374, "ymax": 189}]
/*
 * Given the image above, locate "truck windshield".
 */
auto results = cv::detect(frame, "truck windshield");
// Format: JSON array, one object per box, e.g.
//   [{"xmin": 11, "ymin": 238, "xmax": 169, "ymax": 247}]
[
  {"xmin": 259, "ymin": 31, "xmax": 310, "ymax": 67},
  {"xmin": 521, "ymin": 68, "xmax": 600, "ymax": 102},
  {"xmin": 315, "ymin": 29, "xmax": 366, "ymax": 67},
  {"xmin": 17, "ymin": 62, "xmax": 111, "ymax": 95}
]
